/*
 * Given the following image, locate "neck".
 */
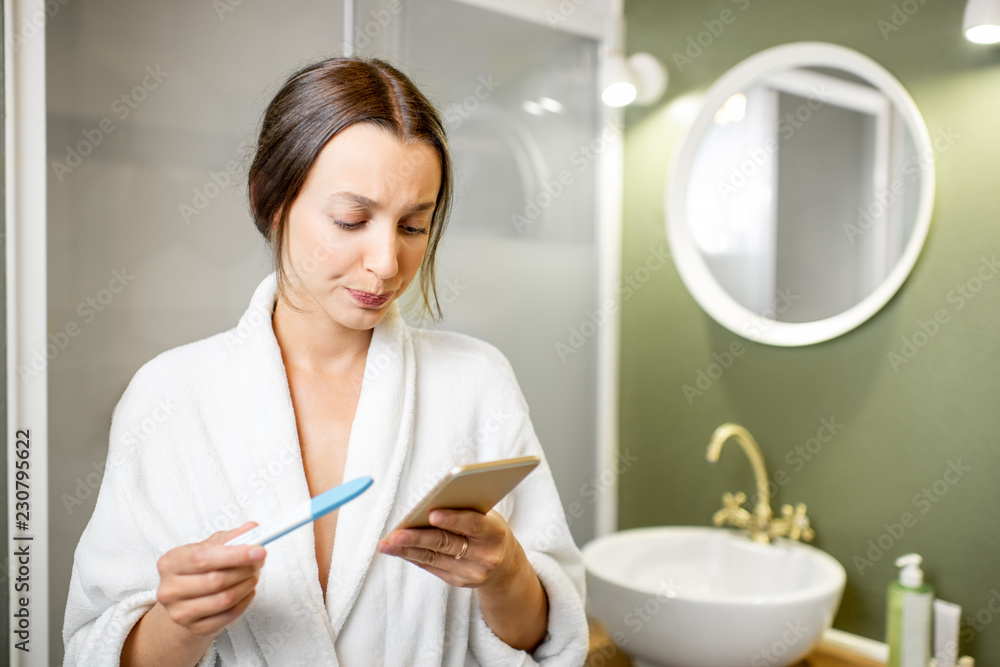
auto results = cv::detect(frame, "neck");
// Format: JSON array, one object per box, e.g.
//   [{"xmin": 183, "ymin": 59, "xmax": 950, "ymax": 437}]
[{"xmin": 271, "ymin": 295, "xmax": 374, "ymax": 375}]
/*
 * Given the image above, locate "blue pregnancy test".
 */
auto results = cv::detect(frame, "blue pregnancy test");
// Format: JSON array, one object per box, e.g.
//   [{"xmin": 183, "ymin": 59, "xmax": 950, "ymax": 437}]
[{"xmin": 225, "ymin": 476, "xmax": 373, "ymax": 547}]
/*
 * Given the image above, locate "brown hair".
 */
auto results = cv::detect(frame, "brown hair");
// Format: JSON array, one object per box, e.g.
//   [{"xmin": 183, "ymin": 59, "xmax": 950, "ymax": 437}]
[{"xmin": 248, "ymin": 56, "xmax": 453, "ymax": 320}]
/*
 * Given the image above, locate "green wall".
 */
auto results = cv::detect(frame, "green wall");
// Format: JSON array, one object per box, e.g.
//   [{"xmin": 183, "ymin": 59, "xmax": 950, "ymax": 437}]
[{"xmin": 620, "ymin": 0, "xmax": 1000, "ymax": 662}]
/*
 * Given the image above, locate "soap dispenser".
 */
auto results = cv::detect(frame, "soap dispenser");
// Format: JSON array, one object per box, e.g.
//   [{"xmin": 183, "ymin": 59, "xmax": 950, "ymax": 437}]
[{"xmin": 887, "ymin": 553, "xmax": 933, "ymax": 667}]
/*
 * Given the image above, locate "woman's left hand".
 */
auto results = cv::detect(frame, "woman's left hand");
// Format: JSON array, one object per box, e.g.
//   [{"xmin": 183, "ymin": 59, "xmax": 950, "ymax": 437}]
[
  {"xmin": 376, "ymin": 508, "xmax": 550, "ymax": 651},
  {"xmin": 376, "ymin": 508, "xmax": 521, "ymax": 591}
]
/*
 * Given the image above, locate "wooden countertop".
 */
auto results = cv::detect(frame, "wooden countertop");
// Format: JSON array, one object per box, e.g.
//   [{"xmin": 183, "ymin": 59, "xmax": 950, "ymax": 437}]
[
  {"xmin": 801, "ymin": 643, "xmax": 885, "ymax": 667},
  {"xmin": 586, "ymin": 619, "xmax": 885, "ymax": 667}
]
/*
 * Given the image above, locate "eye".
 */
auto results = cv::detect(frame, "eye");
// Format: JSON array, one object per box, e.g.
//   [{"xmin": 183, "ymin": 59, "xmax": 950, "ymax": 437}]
[
  {"xmin": 401, "ymin": 225, "xmax": 429, "ymax": 236},
  {"xmin": 333, "ymin": 219, "xmax": 364, "ymax": 230}
]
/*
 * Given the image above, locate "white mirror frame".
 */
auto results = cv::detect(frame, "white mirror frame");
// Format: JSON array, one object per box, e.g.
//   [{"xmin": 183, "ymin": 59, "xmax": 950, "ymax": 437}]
[{"xmin": 667, "ymin": 42, "xmax": 935, "ymax": 346}]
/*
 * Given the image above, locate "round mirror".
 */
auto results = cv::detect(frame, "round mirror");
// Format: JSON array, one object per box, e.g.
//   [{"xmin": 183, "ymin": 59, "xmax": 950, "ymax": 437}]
[{"xmin": 667, "ymin": 42, "xmax": 935, "ymax": 346}]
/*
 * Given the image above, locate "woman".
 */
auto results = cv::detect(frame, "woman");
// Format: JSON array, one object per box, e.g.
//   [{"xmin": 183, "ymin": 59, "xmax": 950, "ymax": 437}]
[{"xmin": 62, "ymin": 56, "xmax": 588, "ymax": 666}]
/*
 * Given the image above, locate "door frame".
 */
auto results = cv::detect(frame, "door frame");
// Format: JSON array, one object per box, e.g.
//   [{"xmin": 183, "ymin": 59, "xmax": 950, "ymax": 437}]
[{"xmin": 6, "ymin": 0, "xmax": 50, "ymax": 665}]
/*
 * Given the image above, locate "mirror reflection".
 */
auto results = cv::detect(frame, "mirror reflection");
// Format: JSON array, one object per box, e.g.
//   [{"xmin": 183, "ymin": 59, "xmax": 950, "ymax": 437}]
[{"xmin": 686, "ymin": 65, "xmax": 923, "ymax": 323}]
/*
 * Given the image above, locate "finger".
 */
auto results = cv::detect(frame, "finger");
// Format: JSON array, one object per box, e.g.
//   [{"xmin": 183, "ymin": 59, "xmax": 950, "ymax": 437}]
[
  {"xmin": 160, "ymin": 541, "xmax": 266, "ymax": 577},
  {"xmin": 165, "ymin": 570, "xmax": 260, "ymax": 630},
  {"xmin": 384, "ymin": 527, "xmax": 467, "ymax": 559},
  {"xmin": 159, "ymin": 563, "xmax": 261, "ymax": 605},
  {"xmin": 428, "ymin": 508, "xmax": 495, "ymax": 538},
  {"xmin": 378, "ymin": 543, "xmax": 470, "ymax": 573},
  {"xmin": 186, "ymin": 588, "xmax": 257, "ymax": 638},
  {"xmin": 379, "ymin": 541, "xmax": 496, "ymax": 589},
  {"xmin": 205, "ymin": 521, "xmax": 259, "ymax": 545}
]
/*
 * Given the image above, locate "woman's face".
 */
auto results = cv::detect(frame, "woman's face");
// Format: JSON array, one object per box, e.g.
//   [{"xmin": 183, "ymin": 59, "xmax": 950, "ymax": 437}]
[{"xmin": 280, "ymin": 122, "xmax": 441, "ymax": 332}]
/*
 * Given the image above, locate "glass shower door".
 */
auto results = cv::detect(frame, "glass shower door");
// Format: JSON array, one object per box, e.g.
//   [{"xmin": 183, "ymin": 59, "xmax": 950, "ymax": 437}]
[{"xmin": 355, "ymin": 0, "xmax": 604, "ymax": 546}]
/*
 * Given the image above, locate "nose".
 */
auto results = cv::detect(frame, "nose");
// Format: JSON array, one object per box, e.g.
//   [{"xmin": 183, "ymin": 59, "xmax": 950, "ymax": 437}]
[{"xmin": 362, "ymin": 221, "xmax": 399, "ymax": 283}]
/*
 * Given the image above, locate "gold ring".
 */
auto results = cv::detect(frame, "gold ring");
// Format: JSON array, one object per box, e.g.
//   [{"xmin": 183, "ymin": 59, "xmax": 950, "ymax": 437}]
[{"xmin": 454, "ymin": 536, "xmax": 469, "ymax": 560}]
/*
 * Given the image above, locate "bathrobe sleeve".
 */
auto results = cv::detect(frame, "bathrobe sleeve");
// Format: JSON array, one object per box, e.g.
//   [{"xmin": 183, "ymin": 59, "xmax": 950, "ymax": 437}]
[
  {"xmin": 62, "ymin": 357, "xmax": 219, "ymax": 667},
  {"xmin": 464, "ymin": 349, "xmax": 589, "ymax": 667}
]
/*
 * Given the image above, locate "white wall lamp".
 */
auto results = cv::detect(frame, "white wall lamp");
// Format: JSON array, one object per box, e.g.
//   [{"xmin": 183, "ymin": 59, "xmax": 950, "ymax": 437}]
[
  {"xmin": 601, "ymin": 52, "xmax": 668, "ymax": 107},
  {"xmin": 964, "ymin": 0, "xmax": 1000, "ymax": 44}
]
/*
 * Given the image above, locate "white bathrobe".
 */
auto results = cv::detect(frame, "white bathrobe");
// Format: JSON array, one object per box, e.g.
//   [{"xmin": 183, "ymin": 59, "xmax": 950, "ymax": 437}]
[{"xmin": 63, "ymin": 273, "xmax": 588, "ymax": 666}]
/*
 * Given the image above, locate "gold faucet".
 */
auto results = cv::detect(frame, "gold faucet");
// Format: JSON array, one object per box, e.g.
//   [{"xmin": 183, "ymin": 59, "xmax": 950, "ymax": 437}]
[{"xmin": 706, "ymin": 423, "xmax": 814, "ymax": 545}]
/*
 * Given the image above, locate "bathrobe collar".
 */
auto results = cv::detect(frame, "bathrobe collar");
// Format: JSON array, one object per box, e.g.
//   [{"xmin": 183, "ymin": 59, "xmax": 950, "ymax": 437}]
[{"xmin": 230, "ymin": 273, "xmax": 416, "ymax": 661}]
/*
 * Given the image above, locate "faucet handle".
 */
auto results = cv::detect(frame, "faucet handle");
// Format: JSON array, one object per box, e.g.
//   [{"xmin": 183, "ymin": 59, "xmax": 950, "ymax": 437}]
[
  {"xmin": 713, "ymin": 492, "xmax": 751, "ymax": 528},
  {"xmin": 782, "ymin": 503, "xmax": 814, "ymax": 542}
]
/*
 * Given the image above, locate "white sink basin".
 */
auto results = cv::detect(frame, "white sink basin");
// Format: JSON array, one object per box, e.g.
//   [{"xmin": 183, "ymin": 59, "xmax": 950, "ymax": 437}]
[{"xmin": 583, "ymin": 527, "xmax": 846, "ymax": 667}]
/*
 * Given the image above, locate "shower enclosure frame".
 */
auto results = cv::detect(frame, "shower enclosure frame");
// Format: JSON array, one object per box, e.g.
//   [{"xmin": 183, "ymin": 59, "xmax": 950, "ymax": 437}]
[
  {"xmin": 6, "ymin": 0, "xmax": 49, "ymax": 665},
  {"xmin": 4, "ymin": 0, "xmax": 624, "ymax": 662}
]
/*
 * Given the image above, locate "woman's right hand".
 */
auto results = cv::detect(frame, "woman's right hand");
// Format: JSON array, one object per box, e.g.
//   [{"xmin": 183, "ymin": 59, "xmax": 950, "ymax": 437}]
[{"xmin": 154, "ymin": 521, "xmax": 267, "ymax": 639}]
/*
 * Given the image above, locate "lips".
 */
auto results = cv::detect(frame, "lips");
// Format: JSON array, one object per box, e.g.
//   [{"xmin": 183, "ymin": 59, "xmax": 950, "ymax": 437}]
[{"xmin": 346, "ymin": 288, "xmax": 393, "ymax": 308}]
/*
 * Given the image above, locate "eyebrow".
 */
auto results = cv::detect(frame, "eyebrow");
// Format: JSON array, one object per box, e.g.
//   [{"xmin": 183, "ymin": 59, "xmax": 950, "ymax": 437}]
[{"xmin": 329, "ymin": 191, "xmax": 436, "ymax": 214}]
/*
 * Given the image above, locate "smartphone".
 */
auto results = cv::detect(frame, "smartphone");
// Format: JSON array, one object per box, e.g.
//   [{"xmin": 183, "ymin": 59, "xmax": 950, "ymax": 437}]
[{"xmin": 386, "ymin": 456, "xmax": 540, "ymax": 536}]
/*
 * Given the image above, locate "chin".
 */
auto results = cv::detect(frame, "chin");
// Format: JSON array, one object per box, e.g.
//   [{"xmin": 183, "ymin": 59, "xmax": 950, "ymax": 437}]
[{"xmin": 334, "ymin": 305, "xmax": 391, "ymax": 331}]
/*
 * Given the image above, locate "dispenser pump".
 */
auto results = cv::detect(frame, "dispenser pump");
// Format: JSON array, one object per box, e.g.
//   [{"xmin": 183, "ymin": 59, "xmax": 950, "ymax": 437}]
[{"xmin": 895, "ymin": 553, "xmax": 924, "ymax": 588}]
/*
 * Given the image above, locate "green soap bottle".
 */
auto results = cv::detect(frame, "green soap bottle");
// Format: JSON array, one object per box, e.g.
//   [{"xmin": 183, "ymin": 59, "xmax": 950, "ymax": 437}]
[{"xmin": 887, "ymin": 553, "xmax": 933, "ymax": 667}]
